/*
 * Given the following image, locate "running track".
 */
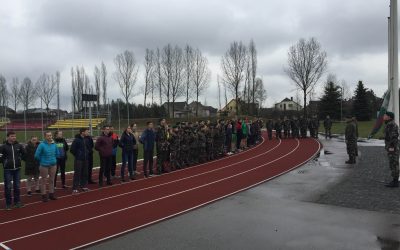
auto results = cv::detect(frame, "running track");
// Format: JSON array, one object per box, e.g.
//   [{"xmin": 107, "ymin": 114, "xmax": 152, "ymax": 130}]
[{"xmin": 0, "ymin": 134, "xmax": 320, "ymax": 250}]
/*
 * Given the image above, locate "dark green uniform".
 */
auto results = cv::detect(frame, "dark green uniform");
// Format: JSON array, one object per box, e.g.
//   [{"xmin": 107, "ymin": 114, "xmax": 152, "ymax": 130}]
[
  {"xmin": 384, "ymin": 119, "xmax": 399, "ymax": 182},
  {"xmin": 291, "ymin": 118, "xmax": 300, "ymax": 139},
  {"xmin": 156, "ymin": 125, "xmax": 170, "ymax": 174},
  {"xmin": 324, "ymin": 117, "xmax": 332, "ymax": 139},
  {"xmin": 299, "ymin": 117, "xmax": 308, "ymax": 138},
  {"xmin": 266, "ymin": 120, "xmax": 274, "ymax": 140},
  {"xmin": 206, "ymin": 126, "xmax": 214, "ymax": 161},
  {"xmin": 283, "ymin": 119, "xmax": 291, "ymax": 139},
  {"xmin": 197, "ymin": 129, "xmax": 207, "ymax": 163},
  {"xmin": 169, "ymin": 130, "xmax": 181, "ymax": 170},
  {"xmin": 345, "ymin": 120, "xmax": 357, "ymax": 164}
]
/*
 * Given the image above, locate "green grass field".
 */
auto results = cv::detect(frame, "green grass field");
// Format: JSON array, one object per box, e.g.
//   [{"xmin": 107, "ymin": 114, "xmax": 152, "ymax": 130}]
[{"xmin": 329, "ymin": 120, "xmax": 384, "ymax": 139}]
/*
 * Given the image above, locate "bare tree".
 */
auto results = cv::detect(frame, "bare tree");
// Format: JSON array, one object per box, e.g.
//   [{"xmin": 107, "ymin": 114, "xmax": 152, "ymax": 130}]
[
  {"xmin": 55, "ymin": 71, "xmax": 60, "ymax": 119},
  {"xmin": 284, "ymin": 37, "xmax": 327, "ymax": 118},
  {"xmin": 94, "ymin": 65, "xmax": 101, "ymax": 112},
  {"xmin": 36, "ymin": 73, "xmax": 57, "ymax": 112},
  {"xmin": 169, "ymin": 45, "xmax": 185, "ymax": 118},
  {"xmin": 114, "ymin": 50, "xmax": 139, "ymax": 122},
  {"xmin": 10, "ymin": 77, "xmax": 20, "ymax": 112},
  {"xmin": 156, "ymin": 48, "xmax": 163, "ymax": 105},
  {"xmin": 221, "ymin": 41, "xmax": 247, "ymax": 116},
  {"xmin": 71, "ymin": 66, "xmax": 90, "ymax": 112},
  {"xmin": 243, "ymin": 58, "xmax": 251, "ymax": 113},
  {"xmin": 340, "ymin": 79, "xmax": 351, "ymax": 101},
  {"xmin": 249, "ymin": 39, "xmax": 257, "ymax": 114},
  {"xmin": 161, "ymin": 44, "xmax": 173, "ymax": 117},
  {"xmin": 217, "ymin": 75, "xmax": 222, "ymax": 110},
  {"xmin": 144, "ymin": 48, "xmax": 155, "ymax": 106},
  {"xmin": 192, "ymin": 48, "xmax": 210, "ymax": 117},
  {"xmin": 183, "ymin": 45, "xmax": 195, "ymax": 106},
  {"xmin": 19, "ymin": 77, "xmax": 37, "ymax": 111},
  {"xmin": 0, "ymin": 75, "xmax": 9, "ymax": 109},
  {"xmin": 101, "ymin": 62, "xmax": 108, "ymax": 108},
  {"xmin": 254, "ymin": 77, "xmax": 267, "ymax": 110}
]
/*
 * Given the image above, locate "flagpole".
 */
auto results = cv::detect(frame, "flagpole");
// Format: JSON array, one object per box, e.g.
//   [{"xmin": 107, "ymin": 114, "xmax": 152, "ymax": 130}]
[{"xmin": 391, "ymin": 0, "xmax": 399, "ymax": 125}]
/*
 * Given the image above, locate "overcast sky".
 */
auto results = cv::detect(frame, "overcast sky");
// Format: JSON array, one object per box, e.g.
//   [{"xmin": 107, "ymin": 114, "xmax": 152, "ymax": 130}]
[{"xmin": 0, "ymin": 0, "xmax": 391, "ymax": 111}]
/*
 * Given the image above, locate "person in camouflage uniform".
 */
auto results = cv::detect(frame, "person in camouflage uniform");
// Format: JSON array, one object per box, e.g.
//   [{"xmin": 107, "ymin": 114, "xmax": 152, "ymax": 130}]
[
  {"xmin": 169, "ymin": 125, "xmax": 181, "ymax": 170},
  {"xmin": 266, "ymin": 119, "xmax": 274, "ymax": 140},
  {"xmin": 384, "ymin": 111, "xmax": 399, "ymax": 188},
  {"xmin": 299, "ymin": 116, "xmax": 308, "ymax": 138},
  {"xmin": 283, "ymin": 116, "xmax": 291, "ymax": 139},
  {"xmin": 189, "ymin": 126, "xmax": 199, "ymax": 165},
  {"xmin": 197, "ymin": 125, "xmax": 207, "ymax": 163},
  {"xmin": 323, "ymin": 115, "xmax": 333, "ymax": 139},
  {"xmin": 180, "ymin": 126, "xmax": 190, "ymax": 167},
  {"xmin": 291, "ymin": 116, "xmax": 300, "ymax": 139},
  {"xmin": 274, "ymin": 118, "xmax": 282, "ymax": 140},
  {"xmin": 155, "ymin": 119, "xmax": 170, "ymax": 174},
  {"xmin": 219, "ymin": 120, "xmax": 226, "ymax": 155},
  {"xmin": 308, "ymin": 116, "xmax": 316, "ymax": 138},
  {"xmin": 344, "ymin": 116, "xmax": 357, "ymax": 164},
  {"xmin": 352, "ymin": 117, "xmax": 359, "ymax": 156},
  {"xmin": 213, "ymin": 124, "xmax": 221, "ymax": 159},
  {"xmin": 314, "ymin": 115, "xmax": 320, "ymax": 138},
  {"xmin": 206, "ymin": 124, "xmax": 214, "ymax": 161}
]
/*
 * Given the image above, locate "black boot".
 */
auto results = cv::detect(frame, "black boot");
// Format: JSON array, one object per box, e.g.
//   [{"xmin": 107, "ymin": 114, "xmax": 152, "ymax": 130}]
[
  {"xmin": 385, "ymin": 178, "xmax": 399, "ymax": 188},
  {"xmin": 42, "ymin": 194, "xmax": 48, "ymax": 202},
  {"xmin": 49, "ymin": 193, "xmax": 57, "ymax": 200}
]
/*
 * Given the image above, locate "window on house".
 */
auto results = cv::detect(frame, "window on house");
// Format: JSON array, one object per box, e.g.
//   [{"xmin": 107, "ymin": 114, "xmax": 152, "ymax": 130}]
[{"xmin": 289, "ymin": 104, "xmax": 293, "ymax": 108}]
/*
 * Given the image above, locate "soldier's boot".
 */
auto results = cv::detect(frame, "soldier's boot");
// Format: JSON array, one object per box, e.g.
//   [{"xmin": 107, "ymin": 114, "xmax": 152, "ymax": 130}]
[
  {"xmin": 385, "ymin": 178, "xmax": 399, "ymax": 188},
  {"xmin": 345, "ymin": 157, "xmax": 354, "ymax": 164}
]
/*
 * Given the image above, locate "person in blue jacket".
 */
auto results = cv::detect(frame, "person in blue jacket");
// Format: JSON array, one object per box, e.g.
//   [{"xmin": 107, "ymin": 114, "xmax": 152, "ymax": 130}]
[
  {"xmin": 35, "ymin": 131, "xmax": 59, "ymax": 202},
  {"xmin": 140, "ymin": 121, "xmax": 155, "ymax": 178}
]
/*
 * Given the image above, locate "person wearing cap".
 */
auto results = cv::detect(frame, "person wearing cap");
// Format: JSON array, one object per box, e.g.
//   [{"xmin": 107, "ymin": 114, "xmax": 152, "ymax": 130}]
[
  {"xmin": 384, "ymin": 111, "xmax": 399, "ymax": 187},
  {"xmin": 344, "ymin": 116, "xmax": 357, "ymax": 164}
]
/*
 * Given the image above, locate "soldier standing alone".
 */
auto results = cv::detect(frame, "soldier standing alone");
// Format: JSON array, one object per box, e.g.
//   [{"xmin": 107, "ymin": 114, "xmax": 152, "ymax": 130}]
[
  {"xmin": 384, "ymin": 111, "xmax": 399, "ymax": 188},
  {"xmin": 345, "ymin": 116, "xmax": 357, "ymax": 164},
  {"xmin": 324, "ymin": 115, "xmax": 333, "ymax": 139}
]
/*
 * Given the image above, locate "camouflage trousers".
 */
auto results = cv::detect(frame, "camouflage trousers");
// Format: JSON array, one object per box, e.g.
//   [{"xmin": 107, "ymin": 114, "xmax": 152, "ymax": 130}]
[
  {"xmin": 198, "ymin": 146, "xmax": 207, "ymax": 163},
  {"xmin": 156, "ymin": 150, "xmax": 169, "ymax": 174},
  {"xmin": 300, "ymin": 128, "xmax": 307, "ymax": 138},
  {"xmin": 388, "ymin": 152, "xmax": 399, "ymax": 179},
  {"xmin": 346, "ymin": 140, "xmax": 357, "ymax": 158},
  {"xmin": 267, "ymin": 130, "xmax": 273, "ymax": 140},
  {"xmin": 284, "ymin": 129, "xmax": 290, "ymax": 138},
  {"xmin": 292, "ymin": 129, "xmax": 300, "ymax": 139},
  {"xmin": 170, "ymin": 150, "xmax": 181, "ymax": 170}
]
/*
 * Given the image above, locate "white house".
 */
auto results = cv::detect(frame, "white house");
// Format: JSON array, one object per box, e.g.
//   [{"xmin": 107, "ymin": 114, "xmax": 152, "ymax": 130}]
[{"xmin": 274, "ymin": 97, "xmax": 302, "ymax": 111}]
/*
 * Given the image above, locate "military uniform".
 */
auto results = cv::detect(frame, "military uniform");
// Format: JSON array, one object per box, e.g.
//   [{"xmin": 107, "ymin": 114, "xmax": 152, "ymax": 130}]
[
  {"xmin": 197, "ymin": 129, "xmax": 207, "ymax": 163},
  {"xmin": 169, "ymin": 129, "xmax": 181, "ymax": 170},
  {"xmin": 206, "ymin": 126, "xmax": 214, "ymax": 161},
  {"xmin": 180, "ymin": 128, "xmax": 190, "ymax": 167},
  {"xmin": 291, "ymin": 118, "xmax": 300, "ymax": 139},
  {"xmin": 189, "ymin": 129, "xmax": 199, "ymax": 165},
  {"xmin": 274, "ymin": 120, "xmax": 282, "ymax": 139},
  {"xmin": 299, "ymin": 117, "xmax": 308, "ymax": 138},
  {"xmin": 156, "ymin": 125, "xmax": 170, "ymax": 174},
  {"xmin": 266, "ymin": 120, "xmax": 274, "ymax": 140},
  {"xmin": 384, "ymin": 117, "xmax": 399, "ymax": 187},
  {"xmin": 323, "ymin": 117, "xmax": 333, "ymax": 139},
  {"xmin": 283, "ymin": 118, "xmax": 291, "ymax": 139},
  {"xmin": 345, "ymin": 119, "xmax": 357, "ymax": 164}
]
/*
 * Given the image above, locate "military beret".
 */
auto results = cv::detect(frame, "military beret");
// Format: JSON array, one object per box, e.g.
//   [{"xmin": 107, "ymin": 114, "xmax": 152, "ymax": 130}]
[{"xmin": 386, "ymin": 111, "xmax": 395, "ymax": 119}]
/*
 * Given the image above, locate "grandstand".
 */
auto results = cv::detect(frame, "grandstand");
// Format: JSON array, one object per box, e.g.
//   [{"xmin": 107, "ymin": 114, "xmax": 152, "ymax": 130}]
[
  {"xmin": 2, "ymin": 120, "xmax": 53, "ymax": 130},
  {"xmin": 48, "ymin": 118, "xmax": 106, "ymax": 129}
]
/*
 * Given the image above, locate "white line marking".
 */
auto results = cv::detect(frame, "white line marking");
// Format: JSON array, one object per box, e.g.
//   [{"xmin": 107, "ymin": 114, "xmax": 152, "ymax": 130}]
[
  {"xmin": 71, "ymin": 139, "xmax": 321, "ymax": 250},
  {"xmin": 2, "ymin": 139, "xmax": 304, "ymax": 244},
  {"xmin": 0, "ymin": 242, "xmax": 10, "ymax": 250},
  {"xmin": 0, "ymin": 138, "xmax": 276, "ymax": 225},
  {"xmin": 2, "ymin": 138, "xmax": 266, "ymax": 206}
]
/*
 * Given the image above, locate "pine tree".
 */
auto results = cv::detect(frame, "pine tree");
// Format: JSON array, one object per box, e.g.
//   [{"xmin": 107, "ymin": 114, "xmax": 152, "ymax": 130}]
[
  {"xmin": 319, "ymin": 81, "xmax": 342, "ymax": 120},
  {"xmin": 352, "ymin": 81, "xmax": 371, "ymax": 121}
]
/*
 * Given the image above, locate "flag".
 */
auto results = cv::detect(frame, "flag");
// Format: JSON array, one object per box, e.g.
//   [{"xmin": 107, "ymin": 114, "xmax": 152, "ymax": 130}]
[{"xmin": 368, "ymin": 90, "xmax": 391, "ymax": 139}]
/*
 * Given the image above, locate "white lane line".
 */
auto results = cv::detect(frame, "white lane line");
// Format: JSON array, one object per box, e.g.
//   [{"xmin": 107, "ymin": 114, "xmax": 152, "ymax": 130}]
[
  {"xmin": 4, "ymin": 138, "xmax": 266, "ymax": 206},
  {"xmin": 0, "ymin": 138, "xmax": 275, "ymax": 225},
  {"xmin": 0, "ymin": 242, "xmax": 10, "ymax": 250},
  {"xmin": 2, "ymin": 139, "xmax": 301, "ymax": 244},
  {"xmin": 72, "ymin": 139, "xmax": 321, "ymax": 250}
]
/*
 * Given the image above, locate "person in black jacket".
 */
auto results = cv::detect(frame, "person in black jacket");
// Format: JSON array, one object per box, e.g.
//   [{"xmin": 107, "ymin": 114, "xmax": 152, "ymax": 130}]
[
  {"xmin": 1, "ymin": 131, "xmax": 26, "ymax": 210},
  {"xmin": 70, "ymin": 128, "xmax": 90, "ymax": 194},
  {"xmin": 54, "ymin": 130, "xmax": 69, "ymax": 189},
  {"xmin": 119, "ymin": 126, "xmax": 137, "ymax": 181},
  {"xmin": 85, "ymin": 132, "xmax": 95, "ymax": 184},
  {"xmin": 24, "ymin": 136, "xmax": 40, "ymax": 196}
]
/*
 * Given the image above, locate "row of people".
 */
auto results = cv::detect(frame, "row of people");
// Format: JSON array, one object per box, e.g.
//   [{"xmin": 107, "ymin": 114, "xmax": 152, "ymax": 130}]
[{"xmin": 265, "ymin": 115, "xmax": 333, "ymax": 140}]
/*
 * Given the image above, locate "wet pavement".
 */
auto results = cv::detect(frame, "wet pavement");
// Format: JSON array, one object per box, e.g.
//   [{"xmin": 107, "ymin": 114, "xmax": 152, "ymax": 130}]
[{"xmin": 88, "ymin": 137, "xmax": 400, "ymax": 250}]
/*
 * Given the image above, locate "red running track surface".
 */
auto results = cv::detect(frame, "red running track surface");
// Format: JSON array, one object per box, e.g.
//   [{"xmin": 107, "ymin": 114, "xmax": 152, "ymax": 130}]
[{"xmin": 0, "ymin": 135, "xmax": 320, "ymax": 250}]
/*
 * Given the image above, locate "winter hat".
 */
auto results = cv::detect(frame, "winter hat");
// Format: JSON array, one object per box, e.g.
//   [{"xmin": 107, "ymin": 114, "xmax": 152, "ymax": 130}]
[{"xmin": 386, "ymin": 111, "xmax": 395, "ymax": 119}]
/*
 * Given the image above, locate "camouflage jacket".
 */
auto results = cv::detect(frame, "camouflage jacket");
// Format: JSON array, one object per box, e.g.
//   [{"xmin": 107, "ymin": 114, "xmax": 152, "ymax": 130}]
[
  {"xmin": 283, "ymin": 120, "xmax": 291, "ymax": 130},
  {"xmin": 345, "ymin": 121, "xmax": 357, "ymax": 141},
  {"xmin": 156, "ymin": 125, "xmax": 170, "ymax": 151},
  {"xmin": 324, "ymin": 118, "xmax": 332, "ymax": 129},
  {"xmin": 384, "ymin": 120, "xmax": 399, "ymax": 152},
  {"xmin": 169, "ymin": 133, "xmax": 181, "ymax": 151},
  {"xmin": 266, "ymin": 120, "xmax": 274, "ymax": 130}
]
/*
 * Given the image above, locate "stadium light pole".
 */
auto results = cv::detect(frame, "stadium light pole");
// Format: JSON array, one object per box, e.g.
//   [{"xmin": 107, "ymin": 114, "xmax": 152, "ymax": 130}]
[{"xmin": 390, "ymin": 0, "xmax": 399, "ymax": 125}]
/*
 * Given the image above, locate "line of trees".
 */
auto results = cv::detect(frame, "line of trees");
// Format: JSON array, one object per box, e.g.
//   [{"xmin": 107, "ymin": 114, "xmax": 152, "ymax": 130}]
[
  {"xmin": 0, "ymin": 72, "xmax": 60, "ymax": 117},
  {"xmin": 220, "ymin": 39, "xmax": 266, "ymax": 116}
]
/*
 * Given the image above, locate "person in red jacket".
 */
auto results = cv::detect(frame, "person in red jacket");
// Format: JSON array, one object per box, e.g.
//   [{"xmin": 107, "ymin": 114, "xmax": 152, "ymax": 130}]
[
  {"xmin": 110, "ymin": 126, "xmax": 119, "ymax": 178},
  {"xmin": 95, "ymin": 126, "xmax": 114, "ymax": 186}
]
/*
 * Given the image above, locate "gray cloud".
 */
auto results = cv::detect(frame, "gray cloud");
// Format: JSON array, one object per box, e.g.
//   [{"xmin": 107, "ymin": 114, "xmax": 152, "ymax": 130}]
[{"xmin": 0, "ymin": 0, "xmax": 391, "ymax": 111}]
